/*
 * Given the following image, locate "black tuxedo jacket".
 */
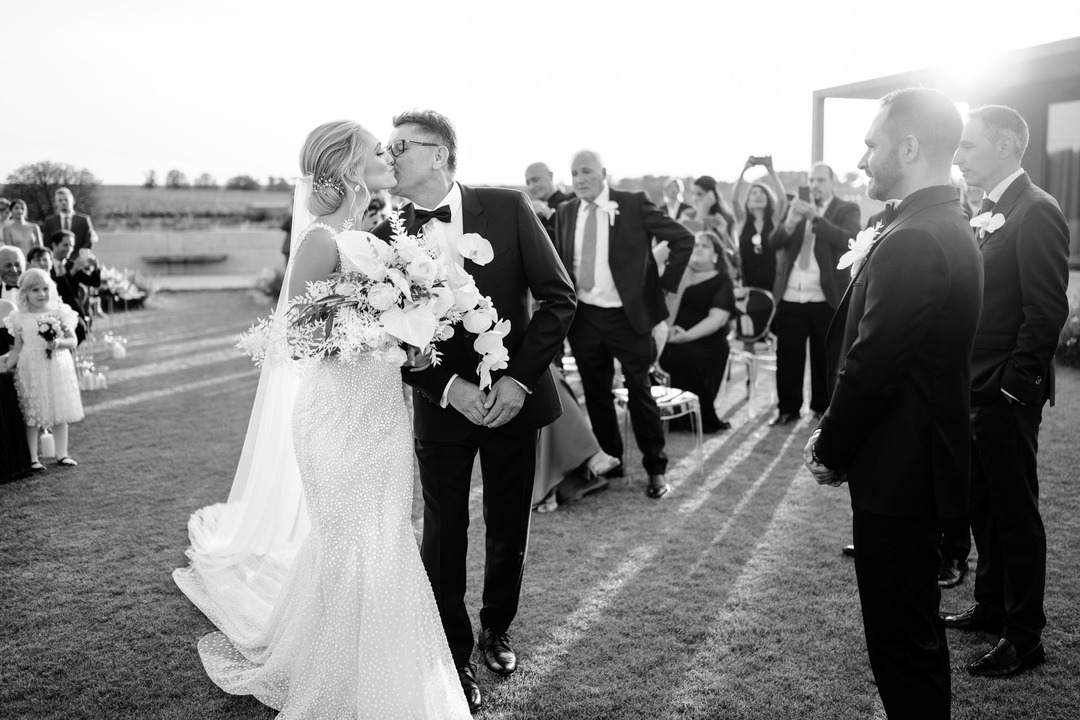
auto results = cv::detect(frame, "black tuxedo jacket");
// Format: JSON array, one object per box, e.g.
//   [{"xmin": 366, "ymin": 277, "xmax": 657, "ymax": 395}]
[
  {"xmin": 769, "ymin": 196, "xmax": 861, "ymax": 308},
  {"xmin": 666, "ymin": 201, "xmax": 692, "ymax": 220},
  {"xmin": 969, "ymin": 173, "xmax": 1070, "ymax": 408},
  {"xmin": 373, "ymin": 184, "xmax": 576, "ymax": 442},
  {"xmin": 43, "ymin": 212, "xmax": 96, "ymax": 252},
  {"xmin": 815, "ymin": 186, "xmax": 984, "ymax": 520},
  {"xmin": 553, "ymin": 188, "xmax": 694, "ymax": 334}
]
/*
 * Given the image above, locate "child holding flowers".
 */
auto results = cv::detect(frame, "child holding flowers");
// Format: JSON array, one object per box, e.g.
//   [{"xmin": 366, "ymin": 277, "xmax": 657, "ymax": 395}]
[{"xmin": 0, "ymin": 268, "xmax": 84, "ymax": 469}]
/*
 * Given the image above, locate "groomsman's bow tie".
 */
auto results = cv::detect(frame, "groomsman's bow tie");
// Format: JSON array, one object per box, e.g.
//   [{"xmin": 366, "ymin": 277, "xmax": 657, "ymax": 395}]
[
  {"xmin": 883, "ymin": 201, "xmax": 900, "ymax": 225},
  {"xmin": 413, "ymin": 205, "xmax": 452, "ymax": 226},
  {"xmin": 979, "ymin": 198, "xmax": 996, "ymax": 215},
  {"xmin": 3, "ymin": 284, "xmax": 17, "ymax": 292}
]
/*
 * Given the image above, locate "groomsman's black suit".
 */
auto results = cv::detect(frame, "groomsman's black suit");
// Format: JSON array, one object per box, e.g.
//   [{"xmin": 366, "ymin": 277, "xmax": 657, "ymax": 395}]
[
  {"xmin": 815, "ymin": 186, "xmax": 983, "ymax": 719},
  {"xmin": 51, "ymin": 259, "xmax": 100, "ymax": 345},
  {"xmin": 968, "ymin": 172, "xmax": 1070, "ymax": 651},
  {"xmin": 553, "ymin": 188, "xmax": 693, "ymax": 476},
  {"xmin": 373, "ymin": 184, "xmax": 576, "ymax": 667},
  {"xmin": 43, "ymin": 212, "xmax": 96, "ymax": 253}
]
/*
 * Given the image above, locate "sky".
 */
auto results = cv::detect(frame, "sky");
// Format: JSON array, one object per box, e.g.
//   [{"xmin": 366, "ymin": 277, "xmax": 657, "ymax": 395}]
[{"xmin": 2, "ymin": 0, "xmax": 1078, "ymax": 188}]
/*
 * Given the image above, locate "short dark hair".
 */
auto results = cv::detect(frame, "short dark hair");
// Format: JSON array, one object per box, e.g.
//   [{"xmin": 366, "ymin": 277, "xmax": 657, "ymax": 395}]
[
  {"xmin": 49, "ymin": 230, "xmax": 76, "ymax": 248},
  {"xmin": 392, "ymin": 109, "xmax": 458, "ymax": 173},
  {"xmin": 26, "ymin": 246, "xmax": 51, "ymax": 265},
  {"xmin": 968, "ymin": 104, "xmax": 1029, "ymax": 160},
  {"xmin": 879, "ymin": 88, "xmax": 962, "ymax": 167}
]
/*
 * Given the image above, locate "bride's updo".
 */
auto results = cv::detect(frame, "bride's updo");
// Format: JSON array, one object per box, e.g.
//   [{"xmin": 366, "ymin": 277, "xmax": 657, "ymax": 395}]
[{"xmin": 299, "ymin": 120, "xmax": 372, "ymax": 217}]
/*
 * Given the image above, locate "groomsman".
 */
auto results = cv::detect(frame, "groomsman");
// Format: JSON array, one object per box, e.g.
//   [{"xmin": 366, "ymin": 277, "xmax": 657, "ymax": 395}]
[
  {"xmin": 43, "ymin": 187, "xmax": 97, "ymax": 253},
  {"xmin": 524, "ymin": 162, "xmax": 574, "ymax": 239},
  {"xmin": 945, "ymin": 105, "xmax": 1070, "ymax": 677},
  {"xmin": 373, "ymin": 110, "xmax": 576, "ymax": 713},
  {"xmin": 805, "ymin": 88, "xmax": 983, "ymax": 719},
  {"xmin": 554, "ymin": 150, "xmax": 694, "ymax": 499},
  {"xmin": 768, "ymin": 163, "xmax": 860, "ymax": 426}
]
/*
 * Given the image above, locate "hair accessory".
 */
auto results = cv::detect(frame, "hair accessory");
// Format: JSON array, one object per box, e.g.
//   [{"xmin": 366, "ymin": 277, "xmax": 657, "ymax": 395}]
[{"xmin": 313, "ymin": 176, "xmax": 344, "ymax": 196}]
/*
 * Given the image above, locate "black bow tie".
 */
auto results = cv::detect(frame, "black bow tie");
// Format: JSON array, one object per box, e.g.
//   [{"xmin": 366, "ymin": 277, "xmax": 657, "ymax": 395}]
[
  {"xmin": 883, "ymin": 201, "xmax": 900, "ymax": 225},
  {"xmin": 3, "ymin": 284, "xmax": 16, "ymax": 292},
  {"xmin": 413, "ymin": 205, "xmax": 452, "ymax": 228},
  {"xmin": 978, "ymin": 197, "xmax": 996, "ymax": 215}
]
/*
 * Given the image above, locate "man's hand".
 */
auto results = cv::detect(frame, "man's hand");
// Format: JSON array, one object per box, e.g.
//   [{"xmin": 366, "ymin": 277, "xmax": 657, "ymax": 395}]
[
  {"xmin": 482, "ymin": 376, "xmax": 527, "ymax": 428},
  {"xmin": 788, "ymin": 199, "xmax": 815, "ymax": 221},
  {"xmin": 803, "ymin": 430, "xmax": 845, "ymax": 487},
  {"xmin": 447, "ymin": 377, "xmax": 489, "ymax": 426},
  {"xmin": 529, "ymin": 197, "xmax": 553, "ymax": 219}
]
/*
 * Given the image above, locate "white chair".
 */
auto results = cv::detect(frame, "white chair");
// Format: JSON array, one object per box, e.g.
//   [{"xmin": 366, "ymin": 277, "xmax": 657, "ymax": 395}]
[
  {"xmin": 726, "ymin": 287, "xmax": 778, "ymax": 403},
  {"xmin": 613, "ymin": 385, "xmax": 703, "ymax": 473}
]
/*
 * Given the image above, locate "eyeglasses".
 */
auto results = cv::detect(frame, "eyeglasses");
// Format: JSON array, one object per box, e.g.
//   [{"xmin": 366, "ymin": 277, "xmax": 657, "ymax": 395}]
[{"xmin": 387, "ymin": 139, "xmax": 441, "ymax": 158}]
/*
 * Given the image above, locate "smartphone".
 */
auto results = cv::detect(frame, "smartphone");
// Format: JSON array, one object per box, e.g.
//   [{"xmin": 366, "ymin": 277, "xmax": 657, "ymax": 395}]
[
  {"xmin": 798, "ymin": 186, "xmax": 811, "ymax": 202},
  {"xmin": 750, "ymin": 156, "xmax": 770, "ymax": 166}
]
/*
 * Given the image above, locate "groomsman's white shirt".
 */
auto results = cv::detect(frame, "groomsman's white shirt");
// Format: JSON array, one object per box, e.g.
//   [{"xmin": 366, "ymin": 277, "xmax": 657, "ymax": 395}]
[
  {"xmin": 573, "ymin": 184, "xmax": 621, "ymax": 308},
  {"xmin": 986, "ymin": 168, "xmax": 1026, "ymax": 204}
]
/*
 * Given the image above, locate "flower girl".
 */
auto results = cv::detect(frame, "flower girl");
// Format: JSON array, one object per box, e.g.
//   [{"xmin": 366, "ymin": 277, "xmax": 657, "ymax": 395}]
[{"xmin": 0, "ymin": 268, "xmax": 84, "ymax": 469}]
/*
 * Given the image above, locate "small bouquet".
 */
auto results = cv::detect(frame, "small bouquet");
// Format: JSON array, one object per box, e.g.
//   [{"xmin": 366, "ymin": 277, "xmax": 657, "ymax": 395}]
[
  {"xmin": 238, "ymin": 213, "xmax": 511, "ymax": 389},
  {"xmin": 37, "ymin": 315, "xmax": 71, "ymax": 359}
]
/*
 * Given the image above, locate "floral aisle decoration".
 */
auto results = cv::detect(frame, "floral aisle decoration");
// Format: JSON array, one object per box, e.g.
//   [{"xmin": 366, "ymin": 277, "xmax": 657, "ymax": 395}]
[
  {"xmin": 99, "ymin": 266, "xmax": 153, "ymax": 311},
  {"xmin": 238, "ymin": 214, "xmax": 510, "ymax": 389}
]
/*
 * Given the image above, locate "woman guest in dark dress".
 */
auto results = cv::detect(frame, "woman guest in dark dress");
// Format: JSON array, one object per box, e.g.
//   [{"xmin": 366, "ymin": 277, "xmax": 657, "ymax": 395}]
[
  {"xmin": 0, "ymin": 298, "xmax": 33, "ymax": 480},
  {"xmin": 731, "ymin": 155, "xmax": 787, "ymax": 291},
  {"xmin": 659, "ymin": 231, "xmax": 736, "ymax": 434}
]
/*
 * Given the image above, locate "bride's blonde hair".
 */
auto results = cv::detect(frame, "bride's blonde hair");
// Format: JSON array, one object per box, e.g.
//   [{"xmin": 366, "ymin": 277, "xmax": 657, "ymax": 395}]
[{"xmin": 300, "ymin": 120, "xmax": 372, "ymax": 218}]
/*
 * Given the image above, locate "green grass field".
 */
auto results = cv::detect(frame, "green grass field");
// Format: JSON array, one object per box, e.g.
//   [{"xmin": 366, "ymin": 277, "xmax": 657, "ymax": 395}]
[{"xmin": 1, "ymin": 291, "xmax": 1078, "ymax": 719}]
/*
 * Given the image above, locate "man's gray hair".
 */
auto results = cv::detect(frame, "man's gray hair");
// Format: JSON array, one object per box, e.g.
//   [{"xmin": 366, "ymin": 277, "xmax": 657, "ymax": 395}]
[{"xmin": 968, "ymin": 105, "xmax": 1029, "ymax": 160}]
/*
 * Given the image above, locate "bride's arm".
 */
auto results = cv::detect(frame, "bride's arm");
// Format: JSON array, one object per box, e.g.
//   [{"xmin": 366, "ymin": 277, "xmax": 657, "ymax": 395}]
[{"xmin": 286, "ymin": 229, "xmax": 337, "ymax": 301}]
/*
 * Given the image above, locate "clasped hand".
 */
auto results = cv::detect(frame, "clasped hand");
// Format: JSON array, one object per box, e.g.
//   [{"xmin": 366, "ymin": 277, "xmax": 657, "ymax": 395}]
[
  {"xmin": 803, "ymin": 429, "xmax": 845, "ymax": 487},
  {"xmin": 447, "ymin": 376, "xmax": 526, "ymax": 428}
]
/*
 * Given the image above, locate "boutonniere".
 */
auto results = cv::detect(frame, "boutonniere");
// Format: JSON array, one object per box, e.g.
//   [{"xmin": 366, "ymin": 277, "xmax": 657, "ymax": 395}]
[
  {"xmin": 457, "ymin": 233, "xmax": 494, "ymax": 265},
  {"xmin": 837, "ymin": 222, "xmax": 883, "ymax": 277},
  {"xmin": 598, "ymin": 200, "xmax": 619, "ymax": 226},
  {"xmin": 970, "ymin": 211, "xmax": 1005, "ymax": 239}
]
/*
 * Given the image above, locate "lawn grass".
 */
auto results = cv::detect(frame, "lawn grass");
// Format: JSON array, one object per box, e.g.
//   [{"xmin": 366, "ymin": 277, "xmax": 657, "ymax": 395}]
[{"xmin": 1, "ymin": 290, "xmax": 1078, "ymax": 719}]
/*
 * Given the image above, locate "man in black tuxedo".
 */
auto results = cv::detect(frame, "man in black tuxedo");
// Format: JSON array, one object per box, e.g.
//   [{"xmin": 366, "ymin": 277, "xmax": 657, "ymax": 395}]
[
  {"xmin": 553, "ymin": 150, "xmax": 693, "ymax": 499},
  {"xmin": 943, "ymin": 105, "xmax": 1070, "ymax": 678},
  {"xmin": 524, "ymin": 162, "xmax": 574, "ymax": 239},
  {"xmin": 0, "ymin": 247, "xmax": 25, "ymax": 305},
  {"xmin": 43, "ymin": 187, "xmax": 97, "ymax": 253},
  {"xmin": 805, "ymin": 88, "xmax": 983, "ymax": 719},
  {"xmin": 372, "ymin": 110, "xmax": 575, "ymax": 713},
  {"xmin": 47, "ymin": 230, "xmax": 100, "ymax": 344},
  {"xmin": 768, "ymin": 163, "xmax": 860, "ymax": 426}
]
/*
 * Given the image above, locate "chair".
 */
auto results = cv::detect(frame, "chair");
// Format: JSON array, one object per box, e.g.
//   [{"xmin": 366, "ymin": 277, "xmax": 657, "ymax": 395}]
[
  {"xmin": 726, "ymin": 287, "xmax": 778, "ymax": 402},
  {"xmin": 612, "ymin": 385, "xmax": 703, "ymax": 472}
]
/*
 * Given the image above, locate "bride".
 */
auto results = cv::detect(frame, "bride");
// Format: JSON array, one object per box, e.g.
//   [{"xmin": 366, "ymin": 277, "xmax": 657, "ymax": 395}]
[{"xmin": 173, "ymin": 121, "xmax": 471, "ymax": 719}]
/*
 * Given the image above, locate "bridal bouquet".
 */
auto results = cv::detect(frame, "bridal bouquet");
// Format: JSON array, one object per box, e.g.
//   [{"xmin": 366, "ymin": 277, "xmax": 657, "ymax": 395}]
[
  {"xmin": 37, "ymin": 315, "xmax": 67, "ymax": 359},
  {"xmin": 238, "ymin": 214, "xmax": 511, "ymax": 389}
]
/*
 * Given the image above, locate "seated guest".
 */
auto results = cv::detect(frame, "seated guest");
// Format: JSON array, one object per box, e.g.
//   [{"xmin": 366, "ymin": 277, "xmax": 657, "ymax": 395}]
[
  {"xmin": 48, "ymin": 230, "xmax": 101, "ymax": 344},
  {"xmin": 26, "ymin": 246, "xmax": 52, "ymax": 272},
  {"xmin": 680, "ymin": 176, "xmax": 739, "ymax": 281},
  {"xmin": 0, "ymin": 246, "xmax": 25, "ymax": 305},
  {"xmin": 2, "ymin": 199, "xmax": 45, "ymax": 257},
  {"xmin": 658, "ymin": 231, "xmax": 736, "ymax": 433},
  {"xmin": 731, "ymin": 156, "xmax": 787, "ymax": 291},
  {"xmin": 532, "ymin": 365, "xmax": 621, "ymax": 513},
  {"xmin": 0, "ymin": 297, "xmax": 33, "ymax": 480}
]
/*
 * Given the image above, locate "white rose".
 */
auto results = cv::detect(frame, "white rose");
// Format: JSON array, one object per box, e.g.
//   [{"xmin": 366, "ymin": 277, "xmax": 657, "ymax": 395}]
[
  {"xmin": 367, "ymin": 284, "xmax": 399, "ymax": 311},
  {"xmin": 457, "ymin": 233, "xmax": 495, "ymax": 265},
  {"xmin": 463, "ymin": 306, "xmax": 498, "ymax": 334},
  {"xmin": 393, "ymin": 234, "xmax": 425, "ymax": 262},
  {"xmin": 407, "ymin": 255, "xmax": 439, "ymax": 285},
  {"xmin": 381, "ymin": 346, "xmax": 408, "ymax": 367}
]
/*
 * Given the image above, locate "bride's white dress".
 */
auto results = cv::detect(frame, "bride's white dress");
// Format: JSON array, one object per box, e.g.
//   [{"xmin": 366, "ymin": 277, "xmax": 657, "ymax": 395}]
[{"xmin": 174, "ymin": 224, "xmax": 470, "ymax": 719}]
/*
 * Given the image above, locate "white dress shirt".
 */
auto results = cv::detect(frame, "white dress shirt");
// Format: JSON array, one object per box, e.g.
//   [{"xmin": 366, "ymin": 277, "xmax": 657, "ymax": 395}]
[
  {"xmin": 986, "ymin": 168, "xmax": 1026, "ymax": 204},
  {"xmin": 783, "ymin": 196, "xmax": 831, "ymax": 303},
  {"xmin": 573, "ymin": 184, "xmax": 622, "ymax": 308}
]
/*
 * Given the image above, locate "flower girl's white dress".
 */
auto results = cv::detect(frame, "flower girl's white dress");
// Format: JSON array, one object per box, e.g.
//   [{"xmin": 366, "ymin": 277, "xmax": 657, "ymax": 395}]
[{"xmin": 175, "ymin": 224, "xmax": 469, "ymax": 719}]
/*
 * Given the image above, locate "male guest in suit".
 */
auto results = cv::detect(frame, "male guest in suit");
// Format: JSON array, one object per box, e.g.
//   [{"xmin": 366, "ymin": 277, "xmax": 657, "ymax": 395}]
[
  {"xmin": 0, "ymin": 247, "xmax": 25, "ymax": 304},
  {"xmin": 804, "ymin": 88, "xmax": 983, "ymax": 719},
  {"xmin": 43, "ymin": 187, "xmax": 97, "ymax": 253},
  {"xmin": 943, "ymin": 105, "xmax": 1070, "ymax": 677},
  {"xmin": 554, "ymin": 150, "xmax": 694, "ymax": 499},
  {"xmin": 768, "ymin": 163, "xmax": 860, "ymax": 426},
  {"xmin": 525, "ymin": 161, "xmax": 574, "ymax": 239},
  {"xmin": 47, "ymin": 230, "xmax": 100, "ymax": 344},
  {"xmin": 372, "ymin": 110, "xmax": 575, "ymax": 713},
  {"xmin": 663, "ymin": 178, "xmax": 692, "ymax": 220}
]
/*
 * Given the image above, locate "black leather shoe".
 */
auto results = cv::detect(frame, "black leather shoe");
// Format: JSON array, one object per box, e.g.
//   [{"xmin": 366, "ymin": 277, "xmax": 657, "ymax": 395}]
[
  {"xmin": 646, "ymin": 474, "xmax": 670, "ymax": 499},
  {"xmin": 478, "ymin": 628, "xmax": 517, "ymax": 676},
  {"xmin": 458, "ymin": 662, "xmax": 482, "ymax": 712},
  {"xmin": 600, "ymin": 464, "xmax": 625, "ymax": 479},
  {"xmin": 767, "ymin": 413, "xmax": 799, "ymax": 426},
  {"xmin": 968, "ymin": 638, "xmax": 1045, "ymax": 678},
  {"xmin": 937, "ymin": 558, "xmax": 968, "ymax": 588},
  {"xmin": 942, "ymin": 603, "xmax": 1001, "ymax": 632},
  {"xmin": 841, "ymin": 544, "xmax": 856, "ymax": 558}
]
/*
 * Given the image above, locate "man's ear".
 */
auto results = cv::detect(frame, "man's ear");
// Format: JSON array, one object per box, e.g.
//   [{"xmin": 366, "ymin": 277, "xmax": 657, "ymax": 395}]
[
  {"xmin": 997, "ymin": 135, "xmax": 1016, "ymax": 159},
  {"xmin": 432, "ymin": 146, "xmax": 448, "ymax": 171},
  {"xmin": 899, "ymin": 134, "xmax": 920, "ymax": 164}
]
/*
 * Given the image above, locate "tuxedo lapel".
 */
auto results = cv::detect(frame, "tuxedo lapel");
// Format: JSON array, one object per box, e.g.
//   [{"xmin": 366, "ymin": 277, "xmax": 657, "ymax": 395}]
[
  {"xmin": 561, "ymin": 199, "xmax": 579, "ymax": 274},
  {"xmin": 458, "ymin": 184, "xmax": 488, "ymax": 277},
  {"xmin": 979, "ymin": 173, "xmax": 1030, "ymax": 248}
]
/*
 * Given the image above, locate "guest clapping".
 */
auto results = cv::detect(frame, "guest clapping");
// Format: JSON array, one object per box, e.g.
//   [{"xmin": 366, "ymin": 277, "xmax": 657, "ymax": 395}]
[
  {"xmin": 1, "ymin": 269, "xmax": 85, "ymax": 470},
  {"xmin": 732, "ymin": 156, "xmax": 787, "ymax": 291},
  {"xmin": 659, "ymin": 231, "xmax": 736, "ymax": 433},
  {"xmin": 2, "ymin": 200, "xmax": 44, "ymax": 257},
  {"xmin": 48, "ymin": 230, "xmax": 100, "ymax": 344}
]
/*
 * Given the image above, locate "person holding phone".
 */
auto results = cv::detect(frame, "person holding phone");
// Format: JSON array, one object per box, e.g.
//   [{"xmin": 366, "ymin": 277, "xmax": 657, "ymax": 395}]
[
  {"xmin": 731, "ymin": 155, "xmax": 788, "ymax": 291},
  {"xmin": 767, "ymin": 163, "xmax": 861, "ymax": 426}
]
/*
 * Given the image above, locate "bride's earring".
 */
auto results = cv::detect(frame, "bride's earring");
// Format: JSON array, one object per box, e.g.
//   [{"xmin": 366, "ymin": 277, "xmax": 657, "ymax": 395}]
[{"xmin": 354, "ymin": 184, "xmax": 361, "ymax": 192}]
